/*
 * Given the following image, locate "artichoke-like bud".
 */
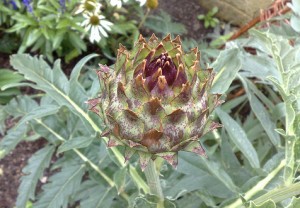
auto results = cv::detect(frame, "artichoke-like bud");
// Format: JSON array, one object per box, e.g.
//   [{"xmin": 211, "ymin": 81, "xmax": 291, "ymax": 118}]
[{"xmin": 88, "ymin": 34, "xmax": 222, "ymax": 170}]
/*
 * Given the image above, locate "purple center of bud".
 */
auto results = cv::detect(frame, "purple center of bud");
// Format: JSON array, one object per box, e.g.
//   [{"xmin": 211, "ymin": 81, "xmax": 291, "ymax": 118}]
[{"xmin": 144, "ymin": 53, "xmax": 177, "ymax": 91}]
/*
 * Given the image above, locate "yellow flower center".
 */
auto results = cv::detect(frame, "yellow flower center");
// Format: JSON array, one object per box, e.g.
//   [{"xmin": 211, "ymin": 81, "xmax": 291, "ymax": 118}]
[{"xmin": 90, "ymin": 15, "xmax": 100, "ymax": 25}]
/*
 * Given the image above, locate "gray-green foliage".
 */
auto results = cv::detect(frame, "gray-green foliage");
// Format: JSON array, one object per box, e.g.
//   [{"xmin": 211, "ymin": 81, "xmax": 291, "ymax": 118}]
[
  {"xmin": 1, "ymin": 54, "xmax": 143, "ymax": 208},
  {"xmin": 289, "ymin": 0, "xmax": 300, "ymax": 32},
  {"xmin": 1, "ymin": 21, "xmax": 300, "ymax": 208}
]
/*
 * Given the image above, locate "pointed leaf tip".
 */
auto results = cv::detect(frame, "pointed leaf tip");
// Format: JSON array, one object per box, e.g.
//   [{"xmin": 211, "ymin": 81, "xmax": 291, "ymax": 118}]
[
  {"xmin": 138, "ymin": 34, "xmax": 146, "ymax": 43},
  {"xmin": 149, "ymin": 34, "xmax": 158, "ymax": 42},
  {"xmin": 163, "ymin": 34, "xmax": 171, "ymax": 41},
  {"xmin": 184, "ymin": 142, "xmax": 207, "ymax": 158},
  {"xmin": 128, "ymin": 140, "xmax": 140, "ymax": 148},
  {"xmin": 139, "ymin": 153, "xmax": 151, "ymax": 171},
  {"xmin": 107, "ymin": 138, "xmax": 119, "ymax": 148},
  {"xmin": 124, "ymin": 148, "xmax": 135, "ymax": 162},
  {"xmin": 209, "ymin": 122, "xmax": 223, "ymax": 131},
  {"xmin": 160, "ymin": 153, "xmax": 178, "ymax": 168},
  {"xmin": 172, "ymin": 35, "xmax": 182, "ymax": 45},
  {"xmin": 100, "ymin": 129, "xmax": 110, "ymax": 137},
  {"xmin": 99, "ymin": 64, "xmax": 110, "ymax": 73},
  {"xmin": 86, "ymin": 98, "xmax": 101, "ymax": 114}
]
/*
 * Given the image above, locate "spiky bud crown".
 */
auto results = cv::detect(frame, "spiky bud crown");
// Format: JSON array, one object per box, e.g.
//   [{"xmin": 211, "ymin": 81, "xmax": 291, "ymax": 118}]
[{"xmin": 88, "ymin": 34, "xmax": 222, "ymax": 170}]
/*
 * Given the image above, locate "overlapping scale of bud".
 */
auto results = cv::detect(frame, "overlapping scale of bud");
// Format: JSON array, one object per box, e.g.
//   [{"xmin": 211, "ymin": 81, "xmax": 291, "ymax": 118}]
[{"xmin": 88, "ymin": 34, "xmax": 223, "ymax": 170}]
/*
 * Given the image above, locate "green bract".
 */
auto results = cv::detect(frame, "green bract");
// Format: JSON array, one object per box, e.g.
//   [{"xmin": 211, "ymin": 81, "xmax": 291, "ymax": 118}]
[{"xmin": 89, "ymin": 34, "xmax": 222, "ymax": 170}]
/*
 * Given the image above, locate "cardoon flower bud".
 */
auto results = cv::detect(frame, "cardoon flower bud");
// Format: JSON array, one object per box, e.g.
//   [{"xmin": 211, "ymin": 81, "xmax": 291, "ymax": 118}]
[{"xmin": 88, "ymin": 34, "xmax": 223, "ymax": 170}]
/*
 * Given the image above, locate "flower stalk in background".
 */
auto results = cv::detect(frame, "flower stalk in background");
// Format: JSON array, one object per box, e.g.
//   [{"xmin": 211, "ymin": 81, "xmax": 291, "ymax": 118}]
[
  {"xmin": 3, "ymin": 0, "xmax": 18, "ymax": 10},
  {"xmin": 88, "ymin": 34, "xmax": 222, "ymax": 170},
  {"xmin": 22, "ymin": 0, "xmax": 33, "ymax": 13},
  {"xmin": 59, "ymin": 0, "xmax": 66, "ymax": 13}
]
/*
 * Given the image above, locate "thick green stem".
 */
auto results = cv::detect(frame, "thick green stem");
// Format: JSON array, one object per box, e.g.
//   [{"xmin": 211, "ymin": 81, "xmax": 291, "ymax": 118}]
[
  {"xmin": 271, "ymin": 41, "xmax": 296, "ymax": 186},
  {"xmin": 283, "ymin": 100, "xmax": 296, "ymax": 185},
  {"xmin": 284, "ymin": 135, "xmax": 295, "ymax": 185},
  {"xmin": 252, "ymin": 182, "xmax": 300, "ymax": 205},
  {"xmin": 144, "ymin": 159, "xmax": 164, "ymax": 207}
]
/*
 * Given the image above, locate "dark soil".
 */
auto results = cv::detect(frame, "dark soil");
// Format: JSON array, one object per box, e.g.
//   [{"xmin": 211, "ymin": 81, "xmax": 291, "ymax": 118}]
[
  {"xmin": 0, "ymin": 1, "xmax": 212, "ymax": 207},
  {"xmin": 0, "ymin": 139, "xmax": 47, "ymax": 208},
  {"xmin": 0, "ymin": 53, "xmax": 10, "ymax": 69},
  {"xmin": 154, "ymin": 0, "xmax": 210, "ymax": 40}
]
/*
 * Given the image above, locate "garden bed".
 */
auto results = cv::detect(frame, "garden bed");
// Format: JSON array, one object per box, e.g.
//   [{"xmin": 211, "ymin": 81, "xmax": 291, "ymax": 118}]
[{"xmin": 0, "ymin": 1, "xmax": 211, "ymax": 207}]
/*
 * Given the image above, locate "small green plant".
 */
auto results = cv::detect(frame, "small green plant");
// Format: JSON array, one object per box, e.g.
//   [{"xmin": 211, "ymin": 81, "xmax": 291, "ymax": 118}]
[{"xmin": 197, "ymin": 7, "xmax": 219, "ymax": 28}]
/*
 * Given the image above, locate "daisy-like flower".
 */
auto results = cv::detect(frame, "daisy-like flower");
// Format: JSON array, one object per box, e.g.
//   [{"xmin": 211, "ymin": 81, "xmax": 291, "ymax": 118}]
[
  {"xmin": 81, "ymin": 12, "xmax": 113, "ymax": 43},
  {"xmin": 75, "ymin": 0, "xmax": 102, "ymax": 14}
]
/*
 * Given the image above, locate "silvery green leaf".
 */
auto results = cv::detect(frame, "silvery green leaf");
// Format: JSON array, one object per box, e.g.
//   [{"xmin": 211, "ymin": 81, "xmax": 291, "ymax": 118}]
[
  {"xmin": 287, "ymin": 197, "xmax": 300, "ymax": 208},
  {"xmin": 16, "ymin": 146, "xmax": 55, "ymax": 208},
  {"xmin": 240, "ymin": 76, "xmax": 280, "ymax": 147},
  {"xmin": 75, "ymin": 180, "xmax": 116, "ymax": 208},
  {"xmin": 34, "ymin": 164, "xmax": 85, "ymax": 208},
  {"xmin": 57, "ymin": 136, "xmax": 94, "ymax": 153},
  {"xmin": 248, "ymin": 200, "xmax": 276, "ymax": 208},
  {"xmin": 0, "ymin": 123, "xmax": 28, "ymax": 159},
  {"xmin": 216, "ymin": 108, "xmax": 260, "ymax": 169},
  {"xmin": 17, "ymin": 104, "xmax": 60, "ymax": 127},
  {"xmin": 211, "ymin": 48, "xmax": 241, "ymax": 94}
]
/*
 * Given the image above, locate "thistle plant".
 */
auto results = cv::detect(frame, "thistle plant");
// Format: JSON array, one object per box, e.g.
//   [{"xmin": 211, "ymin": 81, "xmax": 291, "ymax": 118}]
[
  {"xmin": 2, "ymin": 4, "xmax": 300, "ymax": 207},
  {"xmin": 88, "ymin": 34, "xmax": 222, "ymax": 170}
]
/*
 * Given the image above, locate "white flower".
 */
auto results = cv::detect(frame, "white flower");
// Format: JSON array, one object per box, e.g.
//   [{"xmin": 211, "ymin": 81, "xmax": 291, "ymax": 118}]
[
  {"xmin": 109, "ymin": 0, "xmax": 145, "ymax": 8},
  {"xmin": 109, "ymin": 0, "xmax": 130, "ymax": 8},
  {"xmin": 75, "ymin": 0, "xmax": 102, "ymax": 14},
  {"xmin": 109, "ymin": 0, "xmax": 123, "ymax": 8},
  {"xmin": 81, "ymin": 12, "xmax": 113, "ymax": 43}
]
